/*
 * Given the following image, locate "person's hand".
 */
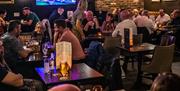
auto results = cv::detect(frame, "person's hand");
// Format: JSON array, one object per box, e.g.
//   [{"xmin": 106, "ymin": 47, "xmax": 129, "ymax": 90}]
[
  {"xmin": 17, "ymin": 74, "xmax": 23, "ymax": 79},
  {"xmin": 16, "ymin": 74, "xmax": 24, "ymax": 86},
  {"xmin": 93, "ymin": 16, "xmax": 98, "ymax": 24},
  {"xmin": 65, "ymin": 19, "xmax": 70, "ymax": 22},
  {"xmin": 87, "ymin": 21, "xmax": 94, "ymax": 27}
]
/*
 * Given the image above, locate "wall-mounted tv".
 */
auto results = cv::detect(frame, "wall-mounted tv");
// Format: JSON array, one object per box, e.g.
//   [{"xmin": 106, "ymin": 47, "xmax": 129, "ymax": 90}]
[{"xmin": 36, "ymin": 0, "xmax": 76, "ymax": 6}]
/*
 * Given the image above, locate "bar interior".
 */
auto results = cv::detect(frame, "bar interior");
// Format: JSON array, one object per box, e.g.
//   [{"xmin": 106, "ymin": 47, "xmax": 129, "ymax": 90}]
[{"xmin": 0, "ymin": 0, "xmax": 180, "ymax": 91}]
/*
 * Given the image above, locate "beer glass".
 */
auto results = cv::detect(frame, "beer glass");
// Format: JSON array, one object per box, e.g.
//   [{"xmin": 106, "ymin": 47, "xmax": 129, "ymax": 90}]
[{"xmin": 59, "ymin": 61, "xmax": 70, "ymax": 77}]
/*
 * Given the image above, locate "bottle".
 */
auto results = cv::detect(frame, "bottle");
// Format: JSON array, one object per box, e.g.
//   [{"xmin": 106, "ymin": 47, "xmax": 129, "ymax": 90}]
[
  {"xmin": 49, "ymin": 53, "xmax": 55, "ymax": 70},
  {"xmin": 44, "ymin": 57, "xmax": 50, "ymax": 73}
]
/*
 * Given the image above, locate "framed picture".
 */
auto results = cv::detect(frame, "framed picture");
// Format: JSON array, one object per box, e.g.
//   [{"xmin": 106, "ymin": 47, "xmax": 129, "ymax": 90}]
[
  {"xmin": 152, "ymin": 0, "xmax": 160, "ymax": 2},
  {"xmin": 0, "ymin": 0, "xmax": 14, "ymax": 4}
]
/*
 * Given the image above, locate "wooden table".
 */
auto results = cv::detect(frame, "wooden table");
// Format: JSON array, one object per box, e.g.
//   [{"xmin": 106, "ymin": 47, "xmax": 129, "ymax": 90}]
[
  {"xmin": 35, "ymin": 63, "xmax": 104, "ymax": 87},
  {"xmin": 82, "ymin": 35, "xmax": 105, "ymax": 48},
  {"xmin": 118, "ymin": 43, "xmax": 156, "ymax": 88}
]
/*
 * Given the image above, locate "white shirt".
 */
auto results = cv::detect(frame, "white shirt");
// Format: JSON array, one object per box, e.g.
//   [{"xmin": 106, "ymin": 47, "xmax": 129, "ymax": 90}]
[
  {"xmin": 156, "ymin": 14, "xmax": 170, "ymax": 24},
  {"xmin": 134, "ymin": 16, "xmax": 155, "ymax": 34},
  {"xmin": 133, "ymin": 15, "xmax": 141, "ymax": 21},
  {"xmin": 112, "ymin": 19, "xmax": 137, "ymax": 42}
]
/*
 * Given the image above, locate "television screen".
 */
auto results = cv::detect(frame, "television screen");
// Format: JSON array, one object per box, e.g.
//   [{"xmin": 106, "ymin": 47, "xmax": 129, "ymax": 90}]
[{"xmin": 36, "ymin": 0, "xmax": 76, "ymax": 6}]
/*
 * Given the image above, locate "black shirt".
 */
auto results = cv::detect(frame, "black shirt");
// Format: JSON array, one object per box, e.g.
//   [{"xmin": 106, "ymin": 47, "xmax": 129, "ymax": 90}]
[{"xmin": 82, "ymin": 19, "xmax": 100, "ymax": 36}]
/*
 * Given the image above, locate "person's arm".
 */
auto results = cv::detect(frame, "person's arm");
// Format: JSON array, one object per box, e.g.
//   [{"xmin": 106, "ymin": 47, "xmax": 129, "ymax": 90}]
[
  {"xmin": 22, "ymin": 14, "xmax": 34, "ymax": 26},
  {"xmin": 18, "ymin": 48, "xmax": 32, "ymax": 58},
  {"xmin": 49, "ymin": 12, "xmax": 56, "ymax": 24},
  {"xmin": 149, "ymin": 19, "xmax": 155, "ymax": 33},
  {"xmin": 155, "ymin": 15, "xmax": 160, "ymax": 23},
  {"xmin": 12, "ymin": 38, "xmax": 32, "ymax": 59},
  {"xmin": 53, "ymin": 31, "xmax": 61, "ymax": 46},
  {"xmin": 93, "ymin": 17, "xmax": 100, "ymax": 29},
  {"xmin": 101, "ymin": 21, "xmax": 106, "ymax": 32},
  {"xmin": 0, "ymin": 18, "xmax": 6, "ymax": 26},
  {"xmin": 83, "ymin": 21, "xmax": 91, "ymax": 31},
  {"xmin": 112, "ymin": 24, "xmax": 120, "ymax": 37},
  {"xmin": 1, "ymin": 72, "xmax": 23, "ymax": 87},
  {"xmin": 24, "ymin": 20, "xmax": 33, "ymax": 26}
]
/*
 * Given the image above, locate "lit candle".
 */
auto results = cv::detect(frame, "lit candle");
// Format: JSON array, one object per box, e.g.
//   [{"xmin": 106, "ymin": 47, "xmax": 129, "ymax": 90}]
[{"xmin": 129, "ymin": 28, "xmax": 133, "ymax": 46}]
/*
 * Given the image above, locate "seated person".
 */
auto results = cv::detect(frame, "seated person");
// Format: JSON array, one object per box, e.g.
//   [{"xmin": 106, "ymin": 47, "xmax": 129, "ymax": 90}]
[
  {"xmin": 48, "ymin": 84, "xmax": 80, "ymax": 91},
  {"xmin": 32, "ymin": 22, "xmax": 44, "ymax": 41},
  {"xmin": 33, "ymin": 20, "xmax": 52, "ymax": 44},
  {"xmin": 53, "ymin": 19, "xmax": 85, "ymax": 61},
  {"xmin": 82, "ymin": 11, "xmax": 100, "ymax": 36},
  {"xmin": 151, "ymin": 72, "xmax": 180, "ymax": 91},
  {"xmin": 49, "ymin": 7, "xmax": 66, "ymax": 27},
  {"xmin": 1, "ymin": 20, "xmax": 33, "ymax": 76},
  {"xmin": 112, "ymin": 9, "xmax": 137, "ymax": 43},
  {"xmin": 0, "ymin": 39, "xmax": 43, "ymax": 91},
  {"xmin": 101, "ymin": 13, "xmax": 115, "ymax": 35},
  {"xmin": 155, "ymin": 9, "xmax": 170, "ymax": 27},
  {"xmin": 134, "ymin": 10, "xmax": 155, "ymax": 34},
  {"xmin": 168, "ymin": 9, "xmax": 180, "ymax": 26},
  {"xmin": 21, "ymin": 7, "xmax": 40, "ymax": 32}
]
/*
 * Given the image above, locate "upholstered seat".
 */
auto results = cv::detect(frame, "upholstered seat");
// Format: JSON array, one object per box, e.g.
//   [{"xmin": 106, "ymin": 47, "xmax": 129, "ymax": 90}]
[{"xmin": 142, "ymin": 44, "xmax": 175, "ymax": 75}]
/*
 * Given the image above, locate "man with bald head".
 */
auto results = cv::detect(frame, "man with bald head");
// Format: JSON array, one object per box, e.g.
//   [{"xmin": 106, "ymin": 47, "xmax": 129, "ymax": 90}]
[
  {"xmin": 112, "ymin": 9, "xmax": 137, "ymax": 43},
  {"xmin": 156, "ymin": 9, "xmax": 170, "ymax": 25}
]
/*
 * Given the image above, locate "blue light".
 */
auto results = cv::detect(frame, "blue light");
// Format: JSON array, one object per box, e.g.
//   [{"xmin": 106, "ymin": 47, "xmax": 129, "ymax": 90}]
[{"xmin": 36, "ymin": 0, "xmax": 76, "ymax": 6}]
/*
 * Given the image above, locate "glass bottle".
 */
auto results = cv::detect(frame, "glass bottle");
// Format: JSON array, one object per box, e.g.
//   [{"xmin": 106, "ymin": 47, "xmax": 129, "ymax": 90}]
[
  {"xmin": 44, "ymin": 57, "xmax": 50, "ymax": 73},
  {"xmin": 49, "ymin": 53, "xmax": 55, "ymax": 70}
]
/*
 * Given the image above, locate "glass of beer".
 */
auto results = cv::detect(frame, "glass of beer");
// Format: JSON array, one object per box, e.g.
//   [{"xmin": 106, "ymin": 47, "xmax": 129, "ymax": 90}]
[{"xmin": 59, "ymin": 61, "xmax": 70, "ymax": 78}]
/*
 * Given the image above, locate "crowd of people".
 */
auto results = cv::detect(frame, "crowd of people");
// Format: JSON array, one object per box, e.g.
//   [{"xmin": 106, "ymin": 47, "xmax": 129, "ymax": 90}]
[{"xmin": 0, "ymin": 2, "xmax": 180, "ymax": 90}]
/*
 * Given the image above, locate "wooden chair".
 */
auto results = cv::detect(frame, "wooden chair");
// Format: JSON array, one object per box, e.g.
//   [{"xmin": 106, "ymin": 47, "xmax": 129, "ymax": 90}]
[
  {"xmin": 144, "ymin": 35, "xmax": 175, "ymax": 61},
  {"xmin": 142, "ymin": 44, "xmax": 175, "ymax": 80},
  {"xmin": 160, "ymin": 35, "xmax": 175, "ymax": 46},
  {"xmin": 103, "ymin": 36, "xmax": 121, "ymax": 58}
]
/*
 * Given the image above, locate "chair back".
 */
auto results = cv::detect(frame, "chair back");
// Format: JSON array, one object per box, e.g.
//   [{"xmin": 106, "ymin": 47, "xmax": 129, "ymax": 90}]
[
  {"xmin": 137, "ymin": 27, "xmax": 150, "ymax": 43},
  {"xmin": 103, "ymin": 36, "xmax": 121, "ymax": 57},
  {"xmin": 150, "ymin": 44, "xmax": 175, "ymax": 73},
  {"xmin": 160, "ymin": 35, "xmax": 175, "ymax": 46}
]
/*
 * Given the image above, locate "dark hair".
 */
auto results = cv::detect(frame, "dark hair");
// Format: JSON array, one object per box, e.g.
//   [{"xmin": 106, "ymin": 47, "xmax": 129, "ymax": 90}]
[
  {"xmin": 66, "ymin": 21, "xmax": 73, "ymax": 30},
  {"xmin": 23, "ymin": 7, "xmax": 30, "ymax": 10},
  {"xmin": 54, "ymin": 19, "xmax": 66, "ymax": 29},
  {"xmin": 106, "ymin": 13, "xmax": 114, "ymax": 22},
  {"xmin": 0, "ymin": 9, "xmax": 6, "ymax": 15},
  {"xmin": 151, "ymin": 72, "xmax": 180, "ymax": 91},
  {"xmin": 142, "ymin": 10, "xmax": 149, "ymax": 16},
  {"xmin": 107, "ymin": 13, "xmax": 113, "ymax": 18},
  {"xmin": 7, "ymin": 20, "xmax": 21, "ymax": 32}
]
